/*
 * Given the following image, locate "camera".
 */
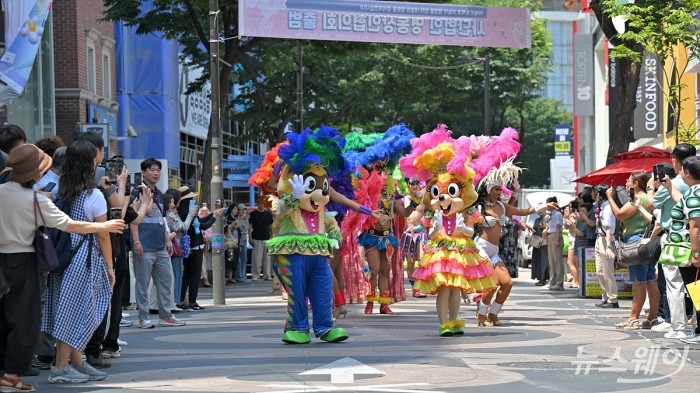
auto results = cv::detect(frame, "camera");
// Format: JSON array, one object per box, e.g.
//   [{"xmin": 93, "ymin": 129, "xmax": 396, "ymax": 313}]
[{"xmin": 570, "ymin": 200, "xmax": 579, "ymax": 212}]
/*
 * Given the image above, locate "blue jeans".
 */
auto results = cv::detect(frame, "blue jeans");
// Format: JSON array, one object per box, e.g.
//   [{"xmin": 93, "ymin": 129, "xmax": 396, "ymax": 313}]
[
  {"xmin": 236, "ymin": 244, "xmax": 248, "ymax": 281},
  {"xmin": 171, "ymin": 256, "xmax": 183, "ymax": 305}
]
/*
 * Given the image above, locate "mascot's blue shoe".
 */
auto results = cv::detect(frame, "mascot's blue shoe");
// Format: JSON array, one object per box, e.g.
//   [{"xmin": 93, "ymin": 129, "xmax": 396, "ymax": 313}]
[
  {"xmin": 282, "ymin": 330, "xmax": 311, "ymax": 344},
  {"xmin": 320, "ymin": 327, "xmax": 349, "ymax": 343}
]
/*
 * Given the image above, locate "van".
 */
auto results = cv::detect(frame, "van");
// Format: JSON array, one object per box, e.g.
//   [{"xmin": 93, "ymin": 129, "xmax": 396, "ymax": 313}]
[{"xmin": 516, "ymin": 189, "xmax": 576, "ymax": 268}]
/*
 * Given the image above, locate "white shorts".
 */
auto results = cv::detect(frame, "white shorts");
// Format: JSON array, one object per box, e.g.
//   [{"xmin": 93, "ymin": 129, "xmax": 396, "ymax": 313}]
[{"xmin": 475, "ymin": 236, "xmax": 502, "ymax": 266}]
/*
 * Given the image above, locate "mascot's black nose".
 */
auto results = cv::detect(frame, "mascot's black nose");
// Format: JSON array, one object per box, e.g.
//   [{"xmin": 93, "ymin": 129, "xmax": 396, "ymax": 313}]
[
  {"xmin": 439, "ymin": 195, "xmax": 445, "ymax": 202},
  {"xmin": 322, "ymin": 190, "xmax": 329, "ymax": 196}
]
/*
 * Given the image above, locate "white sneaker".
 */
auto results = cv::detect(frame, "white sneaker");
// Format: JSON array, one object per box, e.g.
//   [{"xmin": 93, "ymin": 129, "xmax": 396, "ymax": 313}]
[
  {"xmin": 665, "ymin": 330, "xmax": 690, "ymax": 339},
  {"xmin": 158, "ymin": 316, "xmax": 186, "ymax": 326},
  {"xmin": 651, "ymin": 322, "xmax": 673, "ymax": 333},
  {"xmin": 117, "ymin": 338, "xmax": 128, "ymax": 346},
  {"xmin": 137, "ymin": 319, "xmax": 155, "ymax": 329},
  {"xmin": 74, "ymin": 361, "xmax": 108, "ymax": 381},
  {"xmin": 48, "ymin": 364, "xmax": 90, "ymax": 384},
  {"xmin": 680, "ymin": 333, "xmax": 700, "ymax": 344}
]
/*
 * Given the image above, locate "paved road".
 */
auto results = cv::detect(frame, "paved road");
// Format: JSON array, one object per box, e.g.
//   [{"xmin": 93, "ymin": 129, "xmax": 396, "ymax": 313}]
[{"xmin": 23, "ymin": 269, "xmax": 700, "ymax": 392}]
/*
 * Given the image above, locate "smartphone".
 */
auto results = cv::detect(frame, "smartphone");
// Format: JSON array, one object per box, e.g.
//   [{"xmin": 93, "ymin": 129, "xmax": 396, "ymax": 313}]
[
  {"xmin": 570, "ymin": 201, "xmax": 579, "ymax": 211},
  {"xmin": 105, "ymin": 159, "xmax": 119, "ymax": 184},
  {"xmin": 125, "ymin": 174, "xmax": 132, "ymax": 196},
  {"xmin": 109, "ymin": 208, "xmax": 122, "ymax": 220},
  {"xmin": 652, "ymin": 164, "xmax": 660, "ymax": 180},
  {"xmin": 134, "ymin": 172, "xmax": 143, "ymax": 187},
  {"xmin": 43, "ymin": 182, "xmax": 56, "ymax": 192},
  {"xmin": 189, "ymin": 199, "xmax": 197, "ymax": 209},
  {"xmin": 629, "ymin": 188, "xmax": 635, "ymax": 201},
  {"xmin": 215, "ymin": 199, "xmax": 222, "ymax": 208}
]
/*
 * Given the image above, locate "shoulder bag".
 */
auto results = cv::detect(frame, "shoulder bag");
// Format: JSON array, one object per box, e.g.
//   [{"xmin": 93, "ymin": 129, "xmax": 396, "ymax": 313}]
[
  {"xmin": 34, "ymin": 193, "xmax": 60, "ymax": 273},
  {"xmin": 527, "ymin": 233, "xmax": 543, "ymax": 249},
  {"xmin": 172, "ymin": 238, "xmax": 184, "ymax": 257},
  {"xmin": 658, "ymin": 241, "xmax": 692, "ymax": 267},
  {"xmin": 638, "ymin": 217, "xmax": 661, "ymax": 263}
]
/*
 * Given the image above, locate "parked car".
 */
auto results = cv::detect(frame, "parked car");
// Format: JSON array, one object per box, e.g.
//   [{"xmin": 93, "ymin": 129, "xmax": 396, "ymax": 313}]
[{"xmin": 516, "ymin": 189, "xmax": 576, "ymax": 268}]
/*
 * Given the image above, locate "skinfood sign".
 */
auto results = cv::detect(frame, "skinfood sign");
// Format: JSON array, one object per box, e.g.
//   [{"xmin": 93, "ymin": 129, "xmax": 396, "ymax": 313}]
[{"xmin": 633, "ymin": 53, "xmax": 662, "ymax": 139}]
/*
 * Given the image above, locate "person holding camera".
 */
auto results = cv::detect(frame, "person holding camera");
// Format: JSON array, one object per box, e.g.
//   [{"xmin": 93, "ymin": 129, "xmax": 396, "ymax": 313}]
[
  {"xmin": 606, "ymin": 171, "xmax": 660, "ymax": 329},
  {"xmin": 647, "ymin": 145, "xmax": 696, "ymax": 338},
  {"xmin": 594, "ymin": 186, "xmax": 619, "ymax": 309},
  {"xmin": 544, "ymin": 197, "xmax": 565, "ymax": 290}
]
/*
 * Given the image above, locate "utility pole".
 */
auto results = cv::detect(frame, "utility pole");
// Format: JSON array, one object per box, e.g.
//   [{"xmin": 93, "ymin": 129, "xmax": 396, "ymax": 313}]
[
  {"xmin": 209, "ymin": 0, "xmax": 224, "ymax": 305},
  {"xmin": 483, "ymin": 54, "xmax": 490, "ymax": 136},
  {"xmin": 296, "ymin": 40, "xmax": 303, "ymax": 131}
]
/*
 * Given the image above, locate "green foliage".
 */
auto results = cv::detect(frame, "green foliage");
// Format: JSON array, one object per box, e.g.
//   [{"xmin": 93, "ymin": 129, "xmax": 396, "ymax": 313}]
[
  {"xmin": 505, "ymin": 98, "xmax": 572, "ymax": 188},
  {"xmin": 677, "ymin": 123, "xmax": 700, "ymax": 146},
  {"xmin": 233, "ymin": 0, "xmax": 553, "ymax": 142},
  {"xmin": 600, "ymin": 0, "xmax": 700, "ymax": 136},
  {"xmin": 103, "ymin": 0, "xmax": 555, "ymax": 146}
]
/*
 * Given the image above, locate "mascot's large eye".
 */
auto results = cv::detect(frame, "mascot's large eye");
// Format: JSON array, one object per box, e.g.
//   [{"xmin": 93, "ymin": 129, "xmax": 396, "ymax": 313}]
[
  {"xmin": 323, "ymin": 179, "xmax": 329, "ymax": 192},
  {"xmin": 303, "ymin": 177, "xmax": 316, "ymax": 193},
  {"xmin": 430, "ymin": 185, "xmax": 440, "ymax": 198},
  {"xmin": 447, "ymin": 182, "xmax": 460, "ymax": 197}
]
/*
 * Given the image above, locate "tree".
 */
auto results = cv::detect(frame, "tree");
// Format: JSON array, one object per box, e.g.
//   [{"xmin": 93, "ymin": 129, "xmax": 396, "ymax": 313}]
[
  {"xmin": 589, "ymin": 0, "xmax": 643, "ymax": 164},
  {"xmin": 597, "ymin": 0, "xmax": 700, "ymax": 143},
  {"xmin": 102, "ymin": 0, "xmax": 251, "ymax": 204},
  {"xmin": 103, "ymin": 0, "xmax": 553, "ymax": 202},
  {"xmin": 506, "ymin": 98, "xmax": 573, "ymax": 188}
]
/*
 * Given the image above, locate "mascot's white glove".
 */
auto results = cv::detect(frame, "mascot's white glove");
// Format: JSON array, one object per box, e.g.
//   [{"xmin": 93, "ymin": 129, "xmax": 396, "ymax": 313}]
[
  {"xmin": 329, "ymin": 239, "xmax": 339, "ymax": 249},
  {"xmin": 288, "ymin": 174, "xmax": 305, "ymax": 200},
  {"xmin": 455, "ymin": 213, "xmax": 474, "ymax": 237}
]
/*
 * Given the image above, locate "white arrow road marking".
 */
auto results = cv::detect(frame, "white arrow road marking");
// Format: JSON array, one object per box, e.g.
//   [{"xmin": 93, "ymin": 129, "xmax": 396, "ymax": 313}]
[
  {"xmin": 262, "ymin": 382, "xmax": 442, "ymax": 393},
  {"xmin": 300, "ymin": 357, "xmax": 384, "ymax": 383}
]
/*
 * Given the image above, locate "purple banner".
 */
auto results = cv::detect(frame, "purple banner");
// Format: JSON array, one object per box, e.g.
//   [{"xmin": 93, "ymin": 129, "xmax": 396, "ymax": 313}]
[{"xmin": 239, "ymin": 0, "xmax": 531, "ymax": 49}]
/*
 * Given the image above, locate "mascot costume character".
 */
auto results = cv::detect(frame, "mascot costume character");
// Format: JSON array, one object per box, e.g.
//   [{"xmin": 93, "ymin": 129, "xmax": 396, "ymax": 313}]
[
  {"xmin": 399, "ymin": 124, "xmax": 498, "ymax": 336},
  {"xmin": 266, "ymin": 127, "xmax": 349, "ymax": 344}
]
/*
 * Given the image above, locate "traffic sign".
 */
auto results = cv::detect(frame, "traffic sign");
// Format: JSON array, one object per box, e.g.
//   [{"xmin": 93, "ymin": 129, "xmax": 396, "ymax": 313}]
[
  {"xmin": 224, "ymin": 180, "xmax": 248, "ymax": 188},
  {"xmin": 227, "ymin": 173, "xmax": 250, "ymax": 182},
  {"xmin": 221, "ymin": 161, "xmax": 248, "ymax": 171}
]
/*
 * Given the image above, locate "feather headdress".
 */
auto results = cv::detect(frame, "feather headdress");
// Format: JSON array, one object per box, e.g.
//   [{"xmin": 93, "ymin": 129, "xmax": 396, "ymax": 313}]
[
  {"xmin": 344, "ymin": 124, "xmax": 415, "ymax": 169},
  {"xmin": 248, "ymin": 142, "xmax": 286, "ymax": 194},
  {"xmin": 278, "ymin": 125, "xmax": 348, "ymax": 178},
  {"xmin": 398, "ymin": 124, "xmax": 474, "ymax": 183},
  {"xmin": 476, "ymin": 157, "xmax": 522, "ymax": 195},
  {"xmin": 470, "ymin": 127, "xmax": 521, "ymax": 185}
]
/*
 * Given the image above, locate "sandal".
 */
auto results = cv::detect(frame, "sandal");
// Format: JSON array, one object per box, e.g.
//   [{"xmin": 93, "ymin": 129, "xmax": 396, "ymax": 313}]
[
  {"xmin": 0, "ymin": 375, "xmax": 35, "ymax": 392},
  {"xmin": 641, "ymin": 319, "xmax": 660, "ymax": 329},
  {"xmin": 615, "ymin": 319, "xmax": 642, "ymax": 329}
]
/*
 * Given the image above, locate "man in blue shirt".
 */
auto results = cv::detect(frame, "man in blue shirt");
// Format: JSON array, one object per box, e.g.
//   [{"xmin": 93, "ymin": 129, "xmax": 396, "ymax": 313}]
[{"xmin": 130, "ymin": 158, "xmax": 185, "ymax": 329}]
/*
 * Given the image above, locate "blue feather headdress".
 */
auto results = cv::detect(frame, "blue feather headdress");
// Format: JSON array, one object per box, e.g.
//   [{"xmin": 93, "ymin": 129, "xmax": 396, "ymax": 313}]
[
  {"xmin": 344, "ymin": 123, "xmax": 415, "ymax": 169},
  {"xmin": 278, "ymin": 125, "xmax": 349, "ymax": 179}
]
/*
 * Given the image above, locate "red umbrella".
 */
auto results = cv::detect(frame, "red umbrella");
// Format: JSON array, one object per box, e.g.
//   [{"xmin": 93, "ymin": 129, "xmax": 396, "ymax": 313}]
[
  {"xmin": 614, "ymin": 146, "xmax": 670, "ymax": 160},
  {"xmin": 573, "ymin": 156, "xmax": 671, "ymax": 186}
]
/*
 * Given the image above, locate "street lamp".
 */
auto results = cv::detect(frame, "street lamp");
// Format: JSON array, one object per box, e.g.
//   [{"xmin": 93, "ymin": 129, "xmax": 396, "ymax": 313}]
[{"xmin": 458, "ymin": 55, "xmax": 490, "ymax": 135}]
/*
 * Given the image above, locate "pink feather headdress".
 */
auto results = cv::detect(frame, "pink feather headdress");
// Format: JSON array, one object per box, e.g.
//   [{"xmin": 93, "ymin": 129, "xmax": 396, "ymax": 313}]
[{"xmin": 398, "ymin": 124, "xmax": 474, "ymax": 183}]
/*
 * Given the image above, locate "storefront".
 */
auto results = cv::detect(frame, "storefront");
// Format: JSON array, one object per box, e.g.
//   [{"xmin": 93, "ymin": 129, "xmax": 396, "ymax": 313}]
[{"xmin": 0, "ymin": 5, "xmax": 55, "ymax": 142}]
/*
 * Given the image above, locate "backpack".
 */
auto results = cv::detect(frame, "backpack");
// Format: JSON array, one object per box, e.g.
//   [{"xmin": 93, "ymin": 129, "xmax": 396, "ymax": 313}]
[{"xmin": 48, "ymin": 198, "xmax": 88, "ymax": 275}]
